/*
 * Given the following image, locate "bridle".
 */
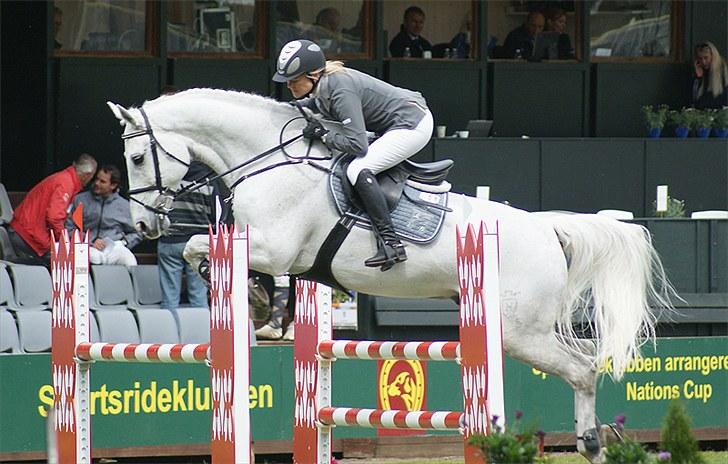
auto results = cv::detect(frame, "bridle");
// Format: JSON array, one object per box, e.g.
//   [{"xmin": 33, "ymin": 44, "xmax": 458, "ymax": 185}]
[{"xmin": 120, "ymin": 104, "xmax": 334, "ymax": 225}]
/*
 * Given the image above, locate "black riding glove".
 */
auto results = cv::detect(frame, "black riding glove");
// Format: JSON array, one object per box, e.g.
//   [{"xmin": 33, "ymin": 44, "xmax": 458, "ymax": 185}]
[{"xmin": 302, "ymin": 120, "xmax": 328, "ymax": 141}]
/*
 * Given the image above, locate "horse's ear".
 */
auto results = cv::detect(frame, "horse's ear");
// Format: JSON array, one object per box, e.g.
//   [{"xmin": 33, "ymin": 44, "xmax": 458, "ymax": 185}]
[{"xmin": 106, "ymin": 101, "xmax": 141, "ymax": 128}]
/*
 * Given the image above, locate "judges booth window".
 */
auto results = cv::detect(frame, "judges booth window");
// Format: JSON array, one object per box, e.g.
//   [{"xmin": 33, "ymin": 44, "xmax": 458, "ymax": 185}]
[
  {"xmin": 590, "ymin": 1, "xmax": 678, "ymax": 60},
  {"xmin": 383, "ymin": 0, "xmax": 475, "ymax": 59},
  {"xmin": 487, "ymin": 1, "xmax": 579, "ymax": 61},
  {"xmin": 54, "ymin": 1, "xmax": 150, "ymax": 53},
  {"xmin": 167, "ymin": 1, "xmax": 263, "ymax": 55},
  {"xmin": 274, "ymin": 1, "xmax": 371, "ymax": 58}
]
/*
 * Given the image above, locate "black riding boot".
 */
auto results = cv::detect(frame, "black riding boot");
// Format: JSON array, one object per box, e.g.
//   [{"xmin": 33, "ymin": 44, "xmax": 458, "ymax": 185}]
[{"xmin": 353, "ymin": 170, "xmax": 407, "ymax": 271}]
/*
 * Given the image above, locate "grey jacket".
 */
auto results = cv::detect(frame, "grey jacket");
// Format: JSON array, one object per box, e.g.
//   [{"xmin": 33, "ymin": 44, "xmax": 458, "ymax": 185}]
[
  {"xmin": 299, "ymin": 68, "xmax": 428, "ymax": 156},
  {"xmin": 65, "ymin": 190, "xmax": 142, "ymax": 249}
]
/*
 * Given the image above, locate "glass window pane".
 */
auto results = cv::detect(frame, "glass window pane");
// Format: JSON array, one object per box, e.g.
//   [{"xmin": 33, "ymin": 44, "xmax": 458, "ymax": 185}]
[
  {"xmin": 274, "ymin": 1, "xmax": 367, "ymax": 56},
  {"xmin": 383, "ymin": 0, "xmax": 474, "ymax": 59},
  {"xmin": 590, "ymin": 1, "xmax": 672, "ymax": 58},
  {"xmin": 167, "ymin": 1, "xmax": 259, "ymax": 54},
  {"xmin": 487, "ymin": 1, "xmax": 577, "ymax": 60},
  {"xmin": 55, "ymin": 1, "xmax": 147, "ymax": 52}
]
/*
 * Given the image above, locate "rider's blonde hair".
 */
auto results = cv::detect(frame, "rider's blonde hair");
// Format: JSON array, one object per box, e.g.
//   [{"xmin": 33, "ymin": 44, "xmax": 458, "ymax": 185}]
[{"xmin": 319, "ymin": 60, "xmax": 346, "ymax": 75}]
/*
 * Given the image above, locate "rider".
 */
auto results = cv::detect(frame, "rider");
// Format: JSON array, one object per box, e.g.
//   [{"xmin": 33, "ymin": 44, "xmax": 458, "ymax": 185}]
[{"xmin": 272, "ymin": 39, "xmax": 434, "ymax": 271}]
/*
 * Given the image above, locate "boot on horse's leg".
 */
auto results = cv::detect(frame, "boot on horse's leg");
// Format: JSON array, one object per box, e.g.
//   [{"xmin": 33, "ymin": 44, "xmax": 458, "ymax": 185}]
[{"xmin": 353, "ymin": 170, "xmax": 407, "ymax": 271}]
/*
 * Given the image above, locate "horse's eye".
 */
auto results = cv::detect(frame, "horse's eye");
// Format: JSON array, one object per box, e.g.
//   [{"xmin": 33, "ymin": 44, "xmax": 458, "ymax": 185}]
[{"xmin": 131, "ymin": 154, "xmax": 144, "ymax": 166}]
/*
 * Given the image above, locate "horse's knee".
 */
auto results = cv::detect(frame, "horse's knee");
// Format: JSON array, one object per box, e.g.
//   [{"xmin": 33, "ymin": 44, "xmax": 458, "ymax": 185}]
[{"xmin": 183, "ymin": 234, "xmax": 209, "ymax": 268}]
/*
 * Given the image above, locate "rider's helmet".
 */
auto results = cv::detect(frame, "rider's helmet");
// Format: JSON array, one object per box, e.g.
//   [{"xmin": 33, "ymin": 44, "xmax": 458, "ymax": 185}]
[{"xmin": 272, "ymin": 40, "xmax": 326, "ymax": 83}]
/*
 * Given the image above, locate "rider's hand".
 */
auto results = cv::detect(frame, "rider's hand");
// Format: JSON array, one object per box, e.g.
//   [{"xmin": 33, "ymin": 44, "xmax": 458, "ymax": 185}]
[{"xmin": 302, "ymin": 120, "xmax": 328, "ymax": 141}]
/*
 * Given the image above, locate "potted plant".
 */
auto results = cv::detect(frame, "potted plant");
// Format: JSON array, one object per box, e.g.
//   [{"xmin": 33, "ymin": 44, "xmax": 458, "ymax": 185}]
[
  {"xmin": 641, "ymin": 105, "xmax": 668, "ymax": 138},
  {"xmin": 691, "ymin": 109, "xmax": 714, "ymax": 138},
  {"xmin": 713, "ymin": 106, "xmax": 728, "ymax": 138},
  {"xmin": 668, "ymin": 108, "xmax": 692, "ymax": 138}
]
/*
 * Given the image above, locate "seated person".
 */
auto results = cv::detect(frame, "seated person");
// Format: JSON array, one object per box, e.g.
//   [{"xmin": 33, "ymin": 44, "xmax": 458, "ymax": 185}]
[
  {"xmin": 692, "ymin": 41, "xmax": 728, "ymax": 109},
  {"xmin": 8, "ymin": 153, "xmax": 97, "ymax": 266},
  {"xmin": 307, "ymin": 7, "xmax": 342, "ymax": 53},
  {"xmin": 503, "ymin": 10, "xmax": 545, "ymax": 59},
  {"xmin": 389, "ymin": 6, "xmax": 432, "ymax": 58},
  {"xmin": 66, "ymin": 164, "xmax": 141, "ymax": 266},
  {"xmin": 449, "ymin": 12, "xmax": 471, "ymax": 59},
  {"xmin": 544, "ymin": 7, "xmax": 574, "ymax": 59}
]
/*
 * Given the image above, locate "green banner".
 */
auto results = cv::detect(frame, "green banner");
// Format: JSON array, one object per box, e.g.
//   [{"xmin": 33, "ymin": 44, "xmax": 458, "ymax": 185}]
[{"xmin": 0, "ymin": 337, "xmax": 725, "ymax": 455}]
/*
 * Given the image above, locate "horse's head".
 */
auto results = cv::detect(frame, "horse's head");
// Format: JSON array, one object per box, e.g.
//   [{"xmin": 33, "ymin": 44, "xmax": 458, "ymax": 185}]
[{"xmin": 107, "ymin": 101, "xmax": 191, "ymax": 239}]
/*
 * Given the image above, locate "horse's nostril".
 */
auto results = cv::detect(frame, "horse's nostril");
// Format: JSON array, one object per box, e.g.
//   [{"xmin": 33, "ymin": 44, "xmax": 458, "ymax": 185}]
[{"xmin": 137, "ymin": 222, "xmax": 147, "ymax": 233}]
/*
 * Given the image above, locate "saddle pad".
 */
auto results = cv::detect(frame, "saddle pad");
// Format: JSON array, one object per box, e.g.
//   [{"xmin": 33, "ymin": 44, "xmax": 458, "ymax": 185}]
[{"xmin": 329, "ymin": 158, "xmax": 448, "ymax": 244}]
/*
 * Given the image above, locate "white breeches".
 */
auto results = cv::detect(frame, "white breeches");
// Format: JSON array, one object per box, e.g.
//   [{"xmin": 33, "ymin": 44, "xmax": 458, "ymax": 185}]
[
  {"xmin": 89, "ymin": 241, "xmax": 138, "ymax": 266},
  {"xmin": 346, "ymin": 109, "xmax": 434, "ymax": 184}
]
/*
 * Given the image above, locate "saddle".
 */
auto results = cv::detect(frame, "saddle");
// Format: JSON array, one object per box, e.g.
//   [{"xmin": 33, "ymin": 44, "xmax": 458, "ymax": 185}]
[{"xmin": 295, "ymin": 154, "xmax": 454, "ymax": 289}]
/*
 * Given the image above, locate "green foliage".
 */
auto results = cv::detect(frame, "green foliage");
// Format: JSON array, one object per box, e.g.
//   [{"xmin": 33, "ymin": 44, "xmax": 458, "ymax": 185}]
[
  {"xmin": 467, "ymin": 414, "xmax": 540, "ymax": 464},
  {"xmin": 690, "ymin": 109, "xmax": 714, "ymax": 129},
  {"xmin": 660, "ymin": 400, "xmax": 705, "ymax": 464},
  {"xmin": 713, "ymin": 107, "xmax": 728, "ymax": 128},
  {"xmin": 668, "ymin": 108, "xmax": 694, "ymax": 128},
  {"xmin": 642, "ymin": 105, "xmax": 669, "ymax": 129},
  {"xmin": 652, "ymin": 196, "xmax": 686, "ymax": 218},
  {"xmin": 604, "ymin": 437, "xmax": 652, "ymax": 464}
]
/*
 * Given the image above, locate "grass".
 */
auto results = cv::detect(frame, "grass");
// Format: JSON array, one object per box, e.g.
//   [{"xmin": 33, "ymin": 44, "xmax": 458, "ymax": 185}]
[{"xmin": 336, "ymin": 451, "xmax": 728, "ymax": 463}]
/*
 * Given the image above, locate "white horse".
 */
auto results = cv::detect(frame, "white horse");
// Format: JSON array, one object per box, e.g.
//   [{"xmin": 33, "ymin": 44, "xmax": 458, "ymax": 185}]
[{"xmin": 108, "ymin": 89, "xmax": 672, "ymax": 463}]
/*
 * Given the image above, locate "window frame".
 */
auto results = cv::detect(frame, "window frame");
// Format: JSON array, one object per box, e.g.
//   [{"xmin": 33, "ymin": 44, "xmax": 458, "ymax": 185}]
[
  {"xmin": 588, "ymin": 0, "xmax": 684, "ymax": 63},
  {"xmin": 166, "ymin": 0, "xmax": 269, "ymax": 59},
  {"xmin": 53, "ymin": 1, "xmax": 159, "ymax": 58}
]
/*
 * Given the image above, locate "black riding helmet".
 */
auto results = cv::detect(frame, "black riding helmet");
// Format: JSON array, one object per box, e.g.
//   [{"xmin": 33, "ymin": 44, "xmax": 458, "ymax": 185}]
[{"xmin": 272, "ymin": 40, "xmax": 326, "ymax": 83}]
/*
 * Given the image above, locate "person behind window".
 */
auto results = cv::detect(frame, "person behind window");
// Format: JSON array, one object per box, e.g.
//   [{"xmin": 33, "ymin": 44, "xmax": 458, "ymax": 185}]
[
  {"xmin": 308, "ymin": 7, "xmax": 342, "ymax": 53},
  {"xmin": 692, "ymin": 41, "xmax": 728, "ymax": 109},
  {"xmin": 273, "ymin": 40, "xmax": 434, "ymax": 271},
  {"xmin": 7, "ymin": 154, "xmax": 97, "ymax": 266},
  {"xmin": 544, "ymin": 7, "xmax": 574, "ymax": 59},
  {"xmin": 66, "ymin": 164, "xmax": 141, "ymax": 266},
  {"xmin": 389, "ymin": 6, "xmax": 432, "ymax": 58},
  {"xmin": 449, "ymin": 11, "xmax": 471, "ymax": 59},
  {"xmin": 54, "ymin": 5, "xmax": 63, "ymax": 49},
  {"xmin": 503, "ymin": 10, "xmax": 545, "ymax": 59}
]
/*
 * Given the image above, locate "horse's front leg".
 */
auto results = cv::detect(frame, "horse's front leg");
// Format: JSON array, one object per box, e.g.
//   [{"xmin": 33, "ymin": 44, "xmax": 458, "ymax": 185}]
[{"xmin": 183, "ymin": 234, "xmax": 210, "ymax": 281}]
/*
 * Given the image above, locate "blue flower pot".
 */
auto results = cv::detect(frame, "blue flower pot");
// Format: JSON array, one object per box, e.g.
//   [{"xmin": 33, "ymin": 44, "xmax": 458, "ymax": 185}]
[
  {"xmin": 674, "ymin": 126, "xmax": 689, "ymax": 138},
  {"xmin": 648, "ymin": 127, "xmax": 662, "ymax": 138},
  {"xmin": 696, "ymin": 127, "xmax": 711, "ymax": 138},
  {"xmin": 714, "ymin": 128, "xmax": 728, "ymax": 138}
]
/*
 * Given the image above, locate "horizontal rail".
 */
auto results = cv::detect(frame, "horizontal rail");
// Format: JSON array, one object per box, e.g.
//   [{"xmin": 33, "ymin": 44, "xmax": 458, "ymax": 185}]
[
  {"xmin": 75, "ymin": 342, "xmax": 209, "ymax": 363},
  {"xmin": 317, "ymin": 340, "xmax": 460, "ymax": 361},
  {"xmin": 318, "ymin": 407, "xmax": 463, "ymax": 430}
]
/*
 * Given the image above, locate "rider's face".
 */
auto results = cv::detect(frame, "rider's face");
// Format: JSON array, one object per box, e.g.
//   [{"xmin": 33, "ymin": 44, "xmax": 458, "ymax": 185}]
[{"xmin": 288, "ymin": 74, "xmax": 315, "ymax": 98}]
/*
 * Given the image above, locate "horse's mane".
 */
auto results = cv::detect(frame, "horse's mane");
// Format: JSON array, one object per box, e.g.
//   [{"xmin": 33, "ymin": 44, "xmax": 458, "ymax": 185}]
[{"xmin": 146, "ymin": 88, "xmax": 294, "ymax": 118}]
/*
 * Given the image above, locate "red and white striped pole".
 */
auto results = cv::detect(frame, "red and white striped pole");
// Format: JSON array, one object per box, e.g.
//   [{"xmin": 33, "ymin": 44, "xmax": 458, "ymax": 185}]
[
  {"xmin": 51, "ymin": 226, "xmax": 251, "ymax": 463},
  {"xmin": 293, "ymin": 280, "xmax": 333, "ymax": 464},
  {"xmin": 51, "ymin": 229, "xmax": 91, "ymax": 463},
  {"xmin": 457, "ymin": 221, "xmax": 505, "ymax": 462}
]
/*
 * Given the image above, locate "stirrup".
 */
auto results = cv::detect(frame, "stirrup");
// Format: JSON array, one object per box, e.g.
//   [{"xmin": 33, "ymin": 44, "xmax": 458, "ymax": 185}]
[{"xmin": 364, "ymin": 241, "xmax": 407, "ymax": 271}]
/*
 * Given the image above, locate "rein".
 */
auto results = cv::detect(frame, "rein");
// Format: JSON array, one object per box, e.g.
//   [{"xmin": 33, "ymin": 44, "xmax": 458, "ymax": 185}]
[{"xmin": 122, "ymin": 105, "xmax": 335, "ymax": 217}]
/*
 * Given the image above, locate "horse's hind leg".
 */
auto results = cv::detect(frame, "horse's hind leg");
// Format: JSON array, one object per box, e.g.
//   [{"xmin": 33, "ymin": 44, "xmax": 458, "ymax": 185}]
[{"xmin": 509, "ymin": 334, "xmax": 604, "ymax": 463}]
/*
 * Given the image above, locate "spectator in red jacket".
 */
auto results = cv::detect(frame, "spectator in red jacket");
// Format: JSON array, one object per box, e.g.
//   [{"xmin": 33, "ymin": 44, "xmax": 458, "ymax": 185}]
[{"xmin": 8, "ymin": 153, "xmax": 97, "ymax": 265}]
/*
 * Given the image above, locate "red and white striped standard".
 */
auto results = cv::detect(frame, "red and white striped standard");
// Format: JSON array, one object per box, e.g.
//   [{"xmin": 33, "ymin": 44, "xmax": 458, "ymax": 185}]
[
  {"xmin": 318, "ymin": 407, "xmax": 463, "ymax": 430},
  {"xmin": 317, "ymin": 340, "xmax": 460, "ymax": 361},
  {"xmin": 75, "ymin": 342, "xmax": 209, "ymax": 363}
]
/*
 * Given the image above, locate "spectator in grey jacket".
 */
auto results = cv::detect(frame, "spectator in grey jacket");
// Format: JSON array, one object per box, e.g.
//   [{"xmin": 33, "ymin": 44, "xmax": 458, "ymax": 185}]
[
  {"xmin": 273, "ymin": 39, "xmax": 433, "ymax": 271},
  {"xmin": 66, "ymin": 164, "xmax": 141, "ymax": 266}
]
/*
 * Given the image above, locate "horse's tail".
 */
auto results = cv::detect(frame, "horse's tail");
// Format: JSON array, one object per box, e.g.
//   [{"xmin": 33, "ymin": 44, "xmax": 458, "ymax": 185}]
[{"xmin": 548, "ymin": 214, "xmax": 674, "ymax": 380}]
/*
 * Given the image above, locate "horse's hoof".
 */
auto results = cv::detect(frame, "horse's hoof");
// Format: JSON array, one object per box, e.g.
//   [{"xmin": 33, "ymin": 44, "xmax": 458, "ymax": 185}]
[{"xmin": 198, "ymin": 258, "xmax": 210, "ymax": 285}]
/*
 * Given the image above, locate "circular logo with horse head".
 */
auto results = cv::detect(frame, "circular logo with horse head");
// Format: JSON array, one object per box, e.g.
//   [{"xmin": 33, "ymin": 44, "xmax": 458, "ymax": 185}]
[{"xmin": 378, "ymin": 360, "xmax": 425, "ymax": 411}]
